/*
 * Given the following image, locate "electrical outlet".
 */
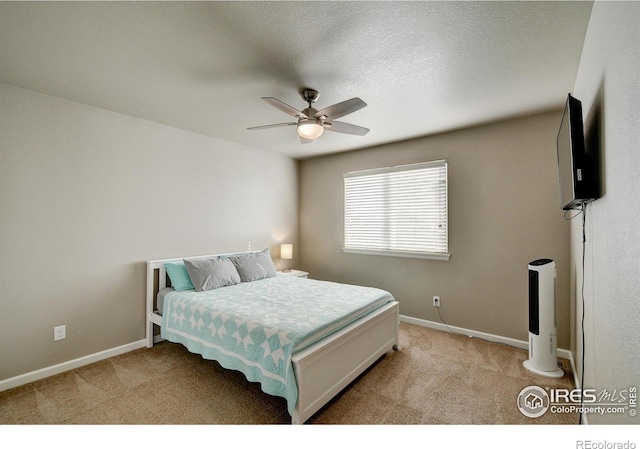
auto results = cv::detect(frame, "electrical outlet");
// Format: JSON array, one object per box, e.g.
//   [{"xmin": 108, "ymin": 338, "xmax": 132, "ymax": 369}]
[
  {"xmin": 433, "ymin": 296, "xmax": 441, "ymax": 307},
  {"xmin": 54, "ymin": 325, "xmax": 66, "ymax": 341}
]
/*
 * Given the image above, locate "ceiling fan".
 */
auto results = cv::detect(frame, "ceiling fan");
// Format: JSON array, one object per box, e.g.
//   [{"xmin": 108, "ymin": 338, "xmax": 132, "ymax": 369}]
[{"xmin": 247, "ymin": 89, "xmax": 370, "ymax": 144}]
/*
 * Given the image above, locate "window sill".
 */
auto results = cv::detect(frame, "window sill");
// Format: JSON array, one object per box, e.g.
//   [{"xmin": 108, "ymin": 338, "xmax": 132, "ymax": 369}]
[{"xmin": 342, "ymin": 247, "xmax": 450, "ymax": 261}]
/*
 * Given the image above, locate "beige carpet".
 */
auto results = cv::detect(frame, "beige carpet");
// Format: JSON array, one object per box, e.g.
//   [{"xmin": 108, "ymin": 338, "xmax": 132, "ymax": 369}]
[{"xmin": 0, "ymin": 322, "xmax": 577, "ymax": 425}]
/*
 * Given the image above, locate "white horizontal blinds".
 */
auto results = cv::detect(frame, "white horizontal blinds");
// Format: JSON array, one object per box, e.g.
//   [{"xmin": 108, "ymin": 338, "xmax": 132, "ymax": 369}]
[{"xmin": 344, "ymin": 160, "xmax": 447, "ymax": 255}]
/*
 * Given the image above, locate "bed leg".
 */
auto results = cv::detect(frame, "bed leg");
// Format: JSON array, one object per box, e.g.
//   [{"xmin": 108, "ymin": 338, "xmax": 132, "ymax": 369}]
[
  {"xmin": 146, "ymin": 262, "xmax": 155, "ymax": 348},
  {"xmin": 146, "ymin": 318, "xmax": 154, "ymax": 348}
]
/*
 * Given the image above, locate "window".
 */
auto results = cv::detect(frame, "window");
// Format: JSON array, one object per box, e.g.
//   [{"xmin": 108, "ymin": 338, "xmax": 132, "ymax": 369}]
[{"xmin": 343, "ymin": 160, "xmax": 449, "ymax": 260}]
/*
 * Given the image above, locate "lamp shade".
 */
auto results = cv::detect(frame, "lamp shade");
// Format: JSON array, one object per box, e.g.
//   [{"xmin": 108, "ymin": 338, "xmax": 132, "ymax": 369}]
[
  {"xmin": 281, "ymin": 243, "xmax": 293, "ymax": 260},
  {"xmin": 297, "ymin": 120, "xmax": 324, "ymax": 139}
]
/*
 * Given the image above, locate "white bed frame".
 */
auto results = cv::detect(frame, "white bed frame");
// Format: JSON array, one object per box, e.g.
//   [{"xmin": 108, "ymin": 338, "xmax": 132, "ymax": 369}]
[{"xmin": 146, "ymin": 251, "xmax": 399, "ymax": 424}]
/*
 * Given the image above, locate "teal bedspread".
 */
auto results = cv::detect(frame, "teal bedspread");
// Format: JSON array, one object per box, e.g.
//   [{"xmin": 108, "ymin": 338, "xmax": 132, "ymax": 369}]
[{"xmin": 161, "ymin": 275, "xmax": 394, "ymax": 415}]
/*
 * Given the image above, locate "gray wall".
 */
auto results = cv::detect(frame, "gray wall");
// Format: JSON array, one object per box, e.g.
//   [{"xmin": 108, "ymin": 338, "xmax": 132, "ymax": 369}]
[
  {"xmin": 299, "ymin": 111, "xmax": 571, "ymax": 348},
  {"xmin": 572, "ymin": 2, "xmax": 640, "ymax": 424},
  {"xmin": 0, "ymin": 83, "xmax": 298, "ymax": 380}
]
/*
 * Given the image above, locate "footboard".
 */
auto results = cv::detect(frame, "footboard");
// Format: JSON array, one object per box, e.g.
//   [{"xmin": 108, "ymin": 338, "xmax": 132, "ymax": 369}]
[{"xmin": 291, "ymin": 300, "xmax": 399, "ymax": 424}]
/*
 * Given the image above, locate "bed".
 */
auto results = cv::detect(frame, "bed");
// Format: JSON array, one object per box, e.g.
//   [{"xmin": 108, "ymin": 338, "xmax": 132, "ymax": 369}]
[{"xmin": 145, "ymin": 249, "xmax": 399, "ymax": 424}]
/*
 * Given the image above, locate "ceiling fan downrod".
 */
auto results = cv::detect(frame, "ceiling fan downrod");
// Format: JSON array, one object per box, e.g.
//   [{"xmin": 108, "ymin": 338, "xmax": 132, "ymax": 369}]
[{"xmin": 301, "ymin": 88, "xmax": 319, "ymax": 108}]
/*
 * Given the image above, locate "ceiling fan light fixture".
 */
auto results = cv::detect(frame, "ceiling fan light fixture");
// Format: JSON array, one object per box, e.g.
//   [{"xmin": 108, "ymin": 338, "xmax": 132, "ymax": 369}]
[
  {"xmin": 248, "ymin": 91, "xmax": 368, "ymax": 143},
  {"xmin": 297, "ymin": 119, "xmax": 324, "ymax": 140}
]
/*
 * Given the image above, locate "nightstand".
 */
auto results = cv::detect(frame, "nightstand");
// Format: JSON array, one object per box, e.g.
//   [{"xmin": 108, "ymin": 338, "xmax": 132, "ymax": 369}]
[{"xmin": 277, "ymin": 270, "xmax": 309, "ymax": 278}]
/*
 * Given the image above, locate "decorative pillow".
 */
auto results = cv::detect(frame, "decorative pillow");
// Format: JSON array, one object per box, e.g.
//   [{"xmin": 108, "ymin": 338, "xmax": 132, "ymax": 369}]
[
  {"xmin": 165, "ymin": 262, "xmax": 195, "ymax": 291},
  {"xmin": 183, "ymin": 257, "xmax": 241, "ymax": 292},
  {"xmin": 229, "ymin": 248, "xmax": 277, "ymax": 282}
]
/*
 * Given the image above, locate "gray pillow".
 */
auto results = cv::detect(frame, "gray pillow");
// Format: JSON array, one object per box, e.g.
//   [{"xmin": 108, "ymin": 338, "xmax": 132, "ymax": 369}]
[
  {"xmin": 183, "ymin": 257, "xmax": 241, "ymax": 292},
  {"xmin": 229, "ymin": 248, "xmax": 277, "ymax": 282}
]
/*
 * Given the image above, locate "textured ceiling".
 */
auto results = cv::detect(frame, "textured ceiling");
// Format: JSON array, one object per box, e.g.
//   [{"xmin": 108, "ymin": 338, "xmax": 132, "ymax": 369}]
[{"xmin": 0, "ymin": 1, "xmax": 593, "ymax": 159}]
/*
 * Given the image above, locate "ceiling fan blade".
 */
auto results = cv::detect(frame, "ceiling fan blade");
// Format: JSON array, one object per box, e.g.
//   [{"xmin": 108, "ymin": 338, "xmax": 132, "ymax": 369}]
[
  {"xmin": 315, "ymin": 98, "xmax": 367, "ymax": 120},
  {"xmin": 247, "ymin": 122, "xmax": 296, "ymax": 130},
  {"xmin": 262, "ymin": 97, "xmax": 308, "ymax": 119},
  {"xmin": 324, "ymin": 120, "xmax": 370, "ymax": 136}
]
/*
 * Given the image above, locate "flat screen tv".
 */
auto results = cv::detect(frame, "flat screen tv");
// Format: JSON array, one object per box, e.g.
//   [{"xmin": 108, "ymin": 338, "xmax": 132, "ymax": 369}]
[{"xmin": 556, "ymin": 93, "xmax": 599, "ymax": 210}]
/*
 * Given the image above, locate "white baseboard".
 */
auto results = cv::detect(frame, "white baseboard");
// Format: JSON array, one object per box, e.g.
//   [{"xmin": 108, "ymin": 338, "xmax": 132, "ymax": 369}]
[
  {"xmin": 0, "ymin": 339, "xmax": 147, "ymax": 393},
  {"xmin": 399, "ymin": 314, "xmax": 579, "ymax": 390}
]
